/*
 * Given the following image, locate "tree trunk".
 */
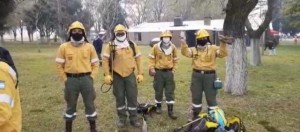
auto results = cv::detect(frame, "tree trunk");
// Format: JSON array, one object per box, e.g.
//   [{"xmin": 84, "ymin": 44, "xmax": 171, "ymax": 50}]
[
  {"xmin": 13, "ymin": 29, "xmax": 17, "ymax": 41},
  {"xmin": 31, "ymin": 33, "xmax": 34, "ymax": 42},
  {"xmin": 54, "ymin": 34, "xmax": 57, "ymax": 42},
  {"xmin": 261, "ymin": 32, "xmax": 265, "ymax": 56},
  {"xmin": 224, "ymin": 38, "xmax": 248, "ymax": 95},
  {"xmin": 46, "ymin": 31, "xmax": 50, "ymax": 43},
  {"xmin": 20, "ymin": 28, "xmax": 23, "ymax": 44},
  {"xmin": 222, "ymin": 0, "xmax": 258, "ymax": 95},
  {"xmin": 27, "ymin": 31, "xmax": 32, "ymax": 42},
  {"xmin": 249, "ymin": 38, "xmax": 262, "ymax": 66},
  {"xmin": 0, "ymin": 35, "xmax": 4, "ymax": 43},
  {"xmin": 223, "ymin": 17, "xmax": 249, "ymax": 95}
]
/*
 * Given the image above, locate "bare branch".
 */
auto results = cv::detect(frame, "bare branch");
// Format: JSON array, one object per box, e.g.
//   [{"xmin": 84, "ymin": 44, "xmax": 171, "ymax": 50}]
[
  {"xmin": 254, "ymin": 0, "xmax": 275, "ymax": 36},
  {"xmin": 247, "ymin": 0, "xmax": 276, "ymax": 38}
]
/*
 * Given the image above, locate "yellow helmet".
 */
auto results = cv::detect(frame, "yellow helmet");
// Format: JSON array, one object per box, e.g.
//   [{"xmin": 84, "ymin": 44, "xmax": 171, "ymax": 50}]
[
  {"xmin": 160, "ymin": 30, "xmax": 172, "ymax": 38},
  {"xmin": 68, "ymin": 21, "xmax": 85, "ymax": 33},
  {"xmin": 195, "ymin": 29, "xmax": 209, "ymax": 39},
  {"xmin": 114, "ymin": 24, "xmax": 127, "ymax": 32}
]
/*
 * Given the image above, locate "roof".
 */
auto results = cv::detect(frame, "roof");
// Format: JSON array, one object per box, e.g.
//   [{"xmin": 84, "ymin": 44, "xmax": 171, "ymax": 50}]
[
  {"xmin": 128, "ymin": 1, "xmax": 270, "ymax": 33},
  {"xmin": 128, "ymin": 19, "xmax": 224, "ymax": 32}
]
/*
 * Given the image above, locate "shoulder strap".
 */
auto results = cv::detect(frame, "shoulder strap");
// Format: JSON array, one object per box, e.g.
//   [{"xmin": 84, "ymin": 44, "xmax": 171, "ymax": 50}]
[
  {"xmin": 128, "ymin": 40, "xmax": 136, "ymax": 57},
  {"xmin": 109, "ymin": 41, "xmax": 116, "ymax": 59}
]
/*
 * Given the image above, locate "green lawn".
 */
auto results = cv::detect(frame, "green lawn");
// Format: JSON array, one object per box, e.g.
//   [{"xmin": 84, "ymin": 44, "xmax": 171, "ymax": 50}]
[{"xmin": 2, "ymin": 42, "xmax": 300, "ymax": 132}]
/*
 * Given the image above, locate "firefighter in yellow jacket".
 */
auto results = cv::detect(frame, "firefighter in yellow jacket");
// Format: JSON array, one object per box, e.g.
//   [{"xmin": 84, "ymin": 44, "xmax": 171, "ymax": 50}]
[
  {"xmin": 0, "ymin": 48, "xmax": 22, "ymax": 132},
  {"xmin": 148, "ymin": 30, "xmax": 178, "ymax": 119},
  {"xmin": 55, "ymin": 21, "xmax": 99, "ymax": 132},
  {"xmin": 102, "ymin": 24, "xmax": 143, "ymax": 128},
  {"xmin": 181, "ymin": 29, "xmax": 232, "ymax": 120}
]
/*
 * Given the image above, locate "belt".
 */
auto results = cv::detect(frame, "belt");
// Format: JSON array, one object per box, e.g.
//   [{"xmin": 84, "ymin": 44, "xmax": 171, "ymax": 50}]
[
  {"xmin": 66, "ymin": 72, "xmax": 91, "ymax": 78},
  {"xmin": 193, "ymin": 69, "xmax": 215, "ymax": 74},
  {"xmin": 155, "ymin": 68, "xmax": 173, "ymax": 72}
]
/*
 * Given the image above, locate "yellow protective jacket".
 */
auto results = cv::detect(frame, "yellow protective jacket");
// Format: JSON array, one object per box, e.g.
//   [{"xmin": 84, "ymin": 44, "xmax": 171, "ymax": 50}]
[
  {"xmin": 0, "ymin": 62, "xmax": 22, "ymax": 132},
  {"xmin": 148, "ymin": 43, "xmax": 179, "ymax": 70},
  {"xmin": 55, "ymin": 42, "xmax": 99, "ymax": 81},
  {"xmin": 102, "ymin": 41, "xmax": 143, "ymax": 77},
  {"xmin": 181, "ymin": 42, "xmax": 227, "ymax": 70}
]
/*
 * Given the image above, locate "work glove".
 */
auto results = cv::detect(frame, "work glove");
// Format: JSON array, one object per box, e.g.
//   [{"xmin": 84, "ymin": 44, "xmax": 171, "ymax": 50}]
[
  {"xmin": 149, "ymin": 68, "xmax": 156, "ymax": 76},
  {"xmin": 104, "ymin": 75, "xmax": 113, "ymax": 85},
  {"xmin": 137, "ymin": 74, "xmax": 144, "ymax": 83},
  {"xmin": 219, "ymin": 35, "xmax": 234, "ymax": 45}
]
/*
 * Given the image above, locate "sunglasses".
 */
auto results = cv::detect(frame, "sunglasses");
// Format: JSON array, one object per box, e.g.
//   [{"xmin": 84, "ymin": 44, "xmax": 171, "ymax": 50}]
[{"xmin": 116, "ymin": 32, "xmax": 125, "ymax": 36}]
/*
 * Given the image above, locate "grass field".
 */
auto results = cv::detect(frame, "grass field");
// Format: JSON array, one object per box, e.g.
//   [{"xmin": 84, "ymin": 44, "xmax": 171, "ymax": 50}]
[{"xmin": 2, "ymin": 42, "xmax": 300, "ymax": 132}]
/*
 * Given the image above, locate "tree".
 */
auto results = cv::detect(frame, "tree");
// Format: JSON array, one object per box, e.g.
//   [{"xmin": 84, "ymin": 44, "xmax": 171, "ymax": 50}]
[
  {"xmin": 59, "ymin": 0, "xmax": 94, "ymax": 39},
  {"xmin": 222, "ymin": 0, "xmax": 258, "ymax": 95},
  {"xmin": 24, "ymin": 0, "xmax": 94, "ymax": 42},
  {"xmin": 281, "ymin": 0, "xmax": 300, "ymax": 36},
  {"xmin": 83, "ymin": 0, "xmax": 103, "ymax": 32},
  {"xmin": 100, "ymin": 0, "xmax": 126, "ymax": 37},
  {"xmin": 162, "ymin": 0, "xmax": 194, "ymax": 21},
  {"xmin": 245, "ymin": 0, "xmax": 279, "ymax": 66},
  {"xmin": 283, "ymin": 0, "xmax": 300, "ymax": 28},
  {"xmin": 0, "ymin": 0, "xmax": 16, "ymax": 25},
  {"xmin": 124, "ymin": 0, "xmax": 152, "ymax": 25},
  {"xmin": 0, "ymin": 0, "xmax": 17, "ymax": 45},
  {"xmin": 191, "ymin": 0, "xmax": 226, "ymax": 20},
  {"xmin": 151, "ymin": 0, "xmax": 166, "ymax": 22}
]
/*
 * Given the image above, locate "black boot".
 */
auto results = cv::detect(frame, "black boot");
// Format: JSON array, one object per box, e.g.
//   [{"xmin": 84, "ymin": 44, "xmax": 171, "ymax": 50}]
[
  {"xmin": 117, "ymin": 119, "xmax": 126, "ymax": 128},
  {"xmin": 130, "ymin": 120, "xmax": 141, "ymax": 128},
  {"xmin": 65, "ymin": 121, "xmax": 72, "ymax": 132},
  {"xmin": 89, "ymin": 120, "xmax": 97, "ymax": 132},
  {"xmin": 167, "ymin": 104, "xmax": 177, "ymax": 120},
  {"xmin": 156, "ymin": 103, "xmax": 162, "ymax": 114},
  {"xmin": 192, "ymin": 107, "xmax": 202, "ymax": 120}
]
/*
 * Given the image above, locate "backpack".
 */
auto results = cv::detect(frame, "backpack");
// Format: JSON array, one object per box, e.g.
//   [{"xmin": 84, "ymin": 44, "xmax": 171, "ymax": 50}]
[
  {"xmin": 137, "ymin": 103, "xmax": 157, "ymax": 116},
  {"xmin": 225, "ymin": 116, "xmax": 246, "ymax": 132},
  {"xmin": 0, "ymin": 47, "xmax": 19, "ymax": 88},
  {"xmin": 179, "ymin": 112, "xmax": 246, "ymax": 132},
  {"xmin": 209, "ymin": 108, "xmax": 227, "ymax": 128}
]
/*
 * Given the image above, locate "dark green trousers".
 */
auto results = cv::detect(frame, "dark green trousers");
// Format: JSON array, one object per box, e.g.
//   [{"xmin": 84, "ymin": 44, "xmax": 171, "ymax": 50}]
[
  {"xmin": 153, "ymin": 70, "xmax": 175, "ymax": 104},
  {"xmin": 113, "ymin": 72, "xmax": 138, "ymax": 122},
  {"xmin": 64, "ymin": 76, "xmax": 96, "ymax": 121},
  {"xmin": 190, "ymin": 71, "xmax": 217, "ymax": 109}
]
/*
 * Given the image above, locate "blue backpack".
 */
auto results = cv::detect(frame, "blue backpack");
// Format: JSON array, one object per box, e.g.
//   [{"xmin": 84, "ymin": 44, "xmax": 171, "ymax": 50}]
[{"xmin": 209, "ymin": 108, "xmax": 227, "ymax": 128}]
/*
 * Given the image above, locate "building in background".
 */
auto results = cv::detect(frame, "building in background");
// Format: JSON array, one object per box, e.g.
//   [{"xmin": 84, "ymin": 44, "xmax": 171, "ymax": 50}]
[{"xmin": 128, "ymin": 18, "xmax": 224, "ymax": 47}]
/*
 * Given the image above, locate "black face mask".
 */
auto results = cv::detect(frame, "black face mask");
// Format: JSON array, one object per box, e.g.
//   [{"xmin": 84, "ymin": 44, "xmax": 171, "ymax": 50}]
[
  {"xmin": 71, "ymin": 33, "xmax": 84, "ymax": 41},
  {"xmin": 197, "ymin": 39, "xmax": 208, "ymax": 46}
]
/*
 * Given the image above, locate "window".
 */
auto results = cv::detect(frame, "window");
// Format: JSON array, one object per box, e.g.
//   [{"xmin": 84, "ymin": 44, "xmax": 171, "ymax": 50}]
[
  {"xmin": 137, "ymin": 32, "xmax": 141, "ymax": 41},
  {"xmin": 134, "ymin": 32, "xmax": 142, "ymax": 41}
]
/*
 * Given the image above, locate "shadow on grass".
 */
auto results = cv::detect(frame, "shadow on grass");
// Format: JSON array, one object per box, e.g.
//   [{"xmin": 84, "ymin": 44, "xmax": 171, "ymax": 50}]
[{"xmin": 258, "ymin": 120, "xmax": 281, "ymax": 132}]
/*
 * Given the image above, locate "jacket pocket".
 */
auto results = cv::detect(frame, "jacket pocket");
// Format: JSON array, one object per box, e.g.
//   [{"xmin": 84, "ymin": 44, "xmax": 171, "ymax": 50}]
[{"xmin": 65, "ymin": 52, "xmax": 74, "ymax": 68}]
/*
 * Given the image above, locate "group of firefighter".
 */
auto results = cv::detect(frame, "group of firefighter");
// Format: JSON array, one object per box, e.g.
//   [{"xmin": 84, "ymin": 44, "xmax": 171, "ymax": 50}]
[{"xmin": 0, "ymin": 20, "xmax": 233, "ymax": 132}]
